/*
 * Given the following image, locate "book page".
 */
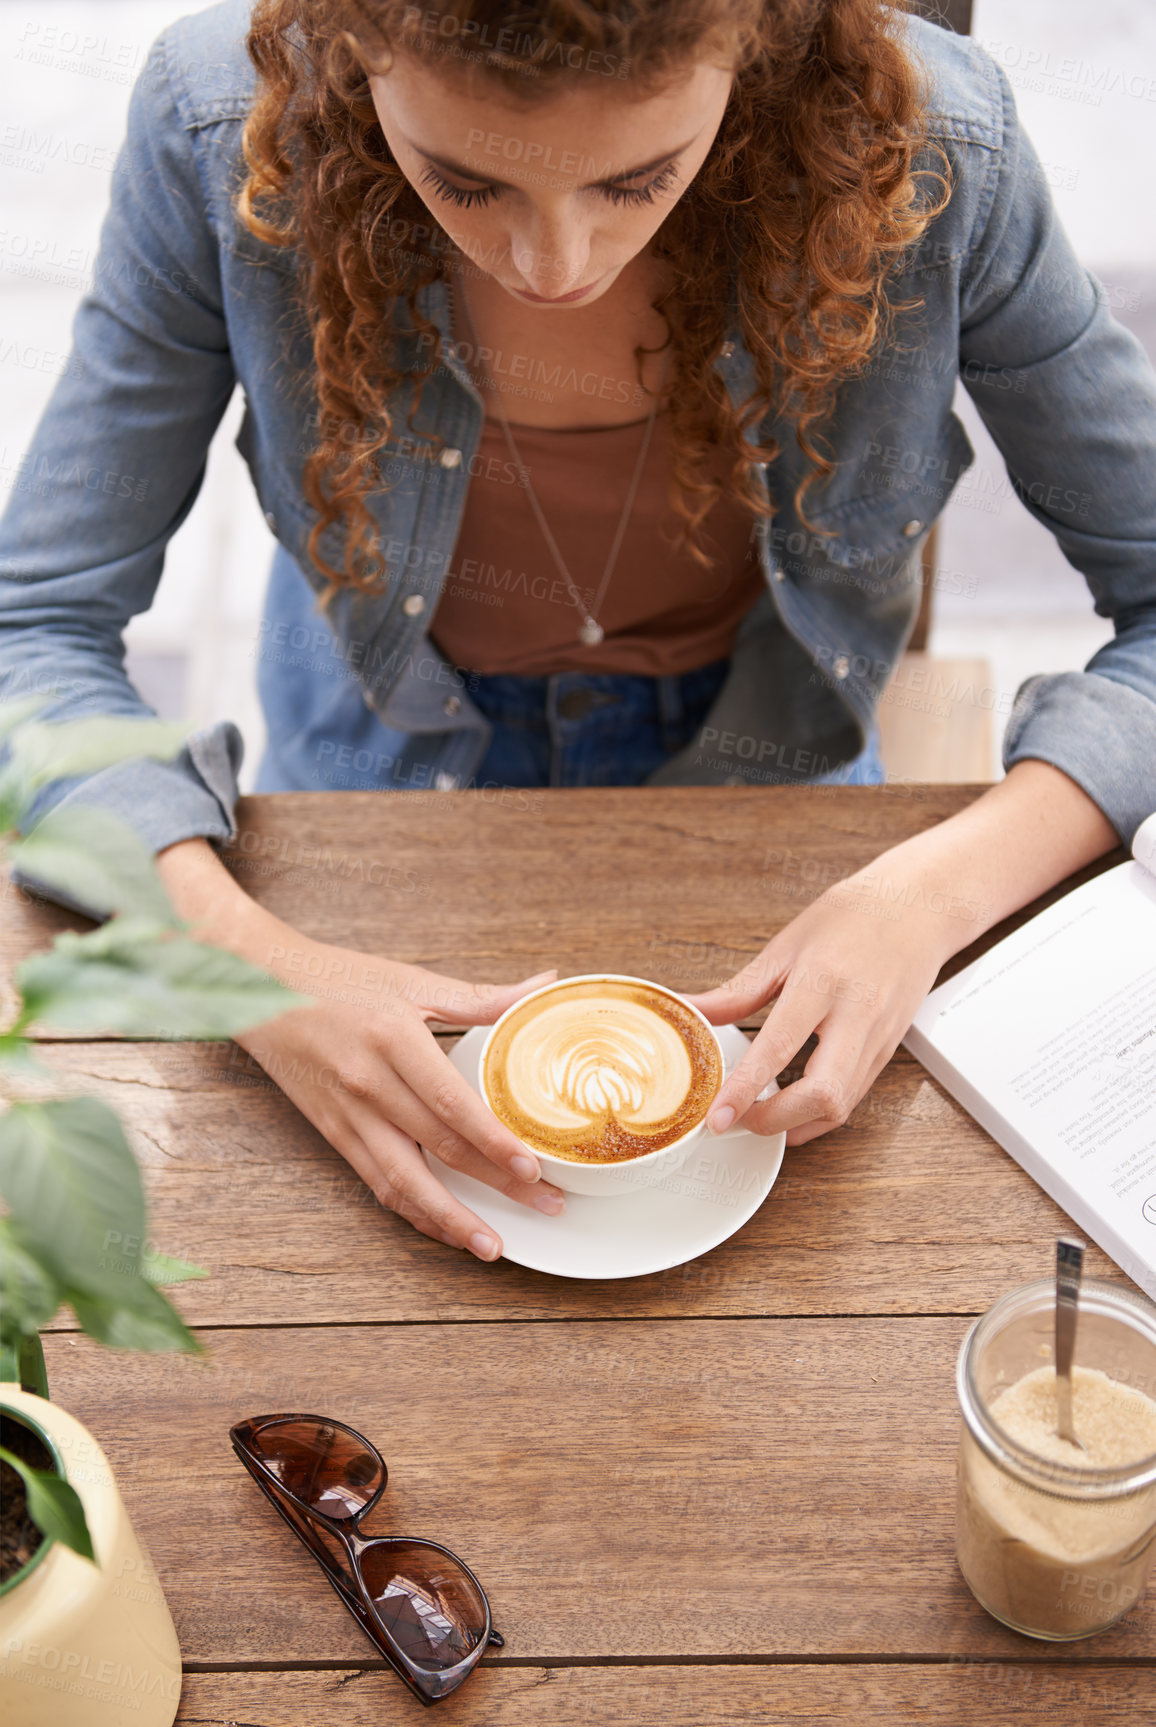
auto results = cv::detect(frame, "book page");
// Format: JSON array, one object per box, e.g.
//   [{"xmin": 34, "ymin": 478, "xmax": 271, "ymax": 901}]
[
  {"xmin": 1006, "ymin": 963, "xmax": 1156, "ymax": 1204},
  {"xmin": 909, "ymin": 862, "xmax": 1156, "ymax": 1283},
  {"xmin": 1133, "ymin": 810, "xmax": 1156, "ymax": 876}
]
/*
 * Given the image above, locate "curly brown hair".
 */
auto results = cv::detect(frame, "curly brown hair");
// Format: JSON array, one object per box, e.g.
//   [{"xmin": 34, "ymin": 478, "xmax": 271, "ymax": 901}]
[{"xmin": 238, "ymin": 0, "xmax": 948, "ymax": 595}]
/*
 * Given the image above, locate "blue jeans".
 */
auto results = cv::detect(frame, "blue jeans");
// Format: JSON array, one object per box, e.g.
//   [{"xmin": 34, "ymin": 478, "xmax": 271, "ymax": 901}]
[{"xmin": 469, "ymin": 660, "xmax": 886, "ymax": 788}]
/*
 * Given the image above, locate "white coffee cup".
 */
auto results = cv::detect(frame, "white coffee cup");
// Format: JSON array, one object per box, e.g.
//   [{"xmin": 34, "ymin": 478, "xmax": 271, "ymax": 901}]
[{"xmin": 479, "ymin": 973, "xmax": 750, "ymax": 1197}]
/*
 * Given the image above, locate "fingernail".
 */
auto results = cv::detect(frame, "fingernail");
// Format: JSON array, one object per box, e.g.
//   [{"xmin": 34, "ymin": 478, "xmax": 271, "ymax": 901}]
[
  {"xmin": 510, "ymin": 1153, "xmax": 540, "ymax": 1182},
  {"xmin": 708, "ymin": 1105, "xmax": 735, "ymax": 1134},
  {"xmin": 533, "ymin": 1189, "xmax": 566, "ymax": 1215},
  {"xmin": 468, "ymin": 1232, "xmax": 500, "ymax": 1261}
]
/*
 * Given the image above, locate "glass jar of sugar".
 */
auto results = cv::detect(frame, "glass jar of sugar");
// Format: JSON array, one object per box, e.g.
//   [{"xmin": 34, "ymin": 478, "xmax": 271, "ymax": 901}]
[{"xmin": 956, "ymin": 1277, "xmax": 1156, "ymax": 1640}]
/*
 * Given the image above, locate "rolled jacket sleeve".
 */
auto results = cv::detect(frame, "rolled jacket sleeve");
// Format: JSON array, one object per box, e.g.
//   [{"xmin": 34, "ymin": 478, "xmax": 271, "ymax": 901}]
[
  {"xmin": 0, "ymin": 26, "xmax": 243, "ymax": 909},
  {"xmin": 956, "ymin": 61, "xmax": 1156, "ymax": 844}
]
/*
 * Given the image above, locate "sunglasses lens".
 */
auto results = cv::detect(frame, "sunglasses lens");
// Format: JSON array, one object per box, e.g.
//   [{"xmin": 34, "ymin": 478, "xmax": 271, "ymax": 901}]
[
  {"xmin": 246, "ymin": 1419, "xmax": 384, "ymax": 1520},
  {"xmin": 361, "ymin": 1540, "xmax": 489, "ymax": 1673}
]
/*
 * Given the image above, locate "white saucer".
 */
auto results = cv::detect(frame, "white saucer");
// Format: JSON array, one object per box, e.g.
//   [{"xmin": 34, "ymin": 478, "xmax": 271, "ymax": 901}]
[{"xmin": 422, "ymin": 1025, "xmax": 785, "ymax": 1280}]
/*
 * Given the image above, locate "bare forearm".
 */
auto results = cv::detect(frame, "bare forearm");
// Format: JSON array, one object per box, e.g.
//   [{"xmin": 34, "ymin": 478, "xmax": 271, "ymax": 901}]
[
  {"xmin": 155, "ymin": 836, "xmax": 288, "ymax": 965},
  {"xmin": 842, "ymin": 760, "xmax": 1120, "ymax": 964},
  {"xmin": 153, "ymin": 839, "xmax": 563, "ymax": 1255}
]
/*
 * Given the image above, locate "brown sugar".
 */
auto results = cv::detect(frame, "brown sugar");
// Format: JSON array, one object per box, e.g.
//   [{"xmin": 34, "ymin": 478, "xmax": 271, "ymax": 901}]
[
  {"xmin": 957, "ymin": 1366, "xmax": 1156, "ymax": 1638},
  {"xmin": 993, "ymin": 1365, "xmax": 1156, "ymax": 1469}
]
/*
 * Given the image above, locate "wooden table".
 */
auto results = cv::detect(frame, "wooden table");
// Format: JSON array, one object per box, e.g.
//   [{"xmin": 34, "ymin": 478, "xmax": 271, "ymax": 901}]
[{"xmin": 9, "ymin": 788, "xmax": 1155, "ymax": 1724}]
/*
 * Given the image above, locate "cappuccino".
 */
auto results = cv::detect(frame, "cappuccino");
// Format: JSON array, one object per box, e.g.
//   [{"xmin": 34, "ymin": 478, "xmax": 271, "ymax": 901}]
[{"xmin": 482, "ymin": 977, "xmax": 722, "ymax": 1163}]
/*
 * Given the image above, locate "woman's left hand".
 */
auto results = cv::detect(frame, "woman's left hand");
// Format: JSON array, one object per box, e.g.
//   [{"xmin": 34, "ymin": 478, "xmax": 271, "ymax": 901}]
[
  {"xmin": 685, "ymin": 761, "xmax": 1120, "ymax": 1145},
  {"xmin": 683, "ymin": 866, "xmax": 971, "ymax": 1146}
]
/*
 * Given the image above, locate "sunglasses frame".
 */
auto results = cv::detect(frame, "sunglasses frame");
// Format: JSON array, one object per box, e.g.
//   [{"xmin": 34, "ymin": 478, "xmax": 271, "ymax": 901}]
[{"xmin": 230, "ymin": 1412, "xmax": 502, "ymax": 1706}]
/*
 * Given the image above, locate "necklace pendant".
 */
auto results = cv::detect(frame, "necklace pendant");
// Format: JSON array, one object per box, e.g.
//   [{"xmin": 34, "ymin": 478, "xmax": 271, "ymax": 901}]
[{"xmin": 578, "ymin": 618, "xmax": 605, "ymax": 647}]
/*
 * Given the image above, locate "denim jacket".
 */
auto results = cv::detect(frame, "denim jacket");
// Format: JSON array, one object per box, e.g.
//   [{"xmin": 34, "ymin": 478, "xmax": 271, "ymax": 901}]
[{"xmin": 2, "ymin": 0, "xmax": 1155, "ymax": 911}]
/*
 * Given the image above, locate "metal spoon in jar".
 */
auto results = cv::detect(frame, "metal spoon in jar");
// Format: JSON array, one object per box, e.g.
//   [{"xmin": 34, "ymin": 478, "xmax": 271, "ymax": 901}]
[{"xmin": 1055, "ymin": 1236, "xmax": 1086, "ymax": 1450}]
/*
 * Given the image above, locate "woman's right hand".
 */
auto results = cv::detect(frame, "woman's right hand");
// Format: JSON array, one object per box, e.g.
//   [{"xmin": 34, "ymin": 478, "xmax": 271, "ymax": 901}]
[{"xmin": 156, "ymin": 838, "xmax": 565, "ymax": 1260}]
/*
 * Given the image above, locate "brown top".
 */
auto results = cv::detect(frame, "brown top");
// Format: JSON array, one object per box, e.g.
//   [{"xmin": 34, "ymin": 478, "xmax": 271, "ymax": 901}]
[{"xmin": 429, "ymin": 410, "xmax": 764, "ymax": 677}]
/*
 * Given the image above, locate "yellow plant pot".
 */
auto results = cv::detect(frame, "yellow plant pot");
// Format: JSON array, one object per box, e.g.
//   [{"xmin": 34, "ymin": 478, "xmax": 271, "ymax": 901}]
[{"xmin": 0, "ymin": 1386, "xmax": 182, "ymax": 1726}]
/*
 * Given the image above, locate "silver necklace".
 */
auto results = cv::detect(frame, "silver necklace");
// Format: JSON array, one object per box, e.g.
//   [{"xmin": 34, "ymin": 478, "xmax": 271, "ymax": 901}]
[{"xmin": 449, "ymin": 266, "xmax": 665, "ymax": 648}]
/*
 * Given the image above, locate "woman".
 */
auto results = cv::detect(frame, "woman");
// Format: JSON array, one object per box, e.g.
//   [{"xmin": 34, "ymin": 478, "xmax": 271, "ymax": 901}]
[{"xmin": 2, "ymin": 0, "xmax": 1154, "ymax": 1260}]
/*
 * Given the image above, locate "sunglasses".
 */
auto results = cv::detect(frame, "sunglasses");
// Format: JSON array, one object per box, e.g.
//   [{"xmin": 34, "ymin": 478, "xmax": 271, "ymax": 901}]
[{"xmin": 230, "ymin": 1413, "xmax": 503, "ymax": 1705}]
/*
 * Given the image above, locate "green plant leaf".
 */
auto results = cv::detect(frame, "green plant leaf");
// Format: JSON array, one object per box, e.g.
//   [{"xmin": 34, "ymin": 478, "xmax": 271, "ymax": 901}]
[
  {"xmin": 0, "ymin": 717, "xmax": 187, "ymax": 834},
  {"xmin": 0, "ymin": 1037, "xmax": 48, "ymax": 1078},
  {"xmin": 0, "ymin": 1099, "xmax": 146, "ymax": 1302},
  {"xmin": 38, "ymin": 915, "xmax": 173, "ymax": 951},
  {"xmin": 0, "ymin": 697, "xmax": 49, "ymax": 820},
  {"xmin": 8, "ymin": 806, "xmax": 176, "ymax": 924},
  {"xmin": 70, "ymin": 1280, "xmax": 203, "ymax": 1355},
  {"xmin": 10, "ymin": 717, "xmax": 187, "ymax": 792},
  {"xmin": 0, "ymin": 765, "xmax": 28, "ymax": 836},
  {"xmin": 0, "ymin": 695, "xmax": 48, "ymax": 740},
  {"xmin": 0, "ymin": 1445, "xmax": 96, "ymax": 1563},
  {"xmin": 0, "ymin": 1219, "xmax": 63, "ymax": 1350},
  {"xmin": 142, "ymin": 1249, "xmax": 209, "ymax": 1287},
  {"xmin": 17, "ymin": 1333, "xmax": 49, "ymax": 1399},
  {"xmin": 17, "ymin": 923, "xmax": 304, "ymax": 1039}
]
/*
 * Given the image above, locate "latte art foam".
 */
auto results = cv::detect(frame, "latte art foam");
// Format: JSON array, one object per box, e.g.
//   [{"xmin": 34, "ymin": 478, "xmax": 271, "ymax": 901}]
[{"xmin": 483, "ymin": 979, "xmax": 722, "ymax": 1162}]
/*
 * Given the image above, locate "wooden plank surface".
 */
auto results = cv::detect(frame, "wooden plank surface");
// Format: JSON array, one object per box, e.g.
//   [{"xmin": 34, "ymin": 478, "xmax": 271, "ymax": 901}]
[
  {"xmin": 2, "ymin": 789, "xmax": 1127, "ymax": 1000},
  {"xmin": 34, "ymin": 1038, "xmax": 1121, "ymax": 1325},
  {"xmin": 175, "ymin": 1665, "xmax": 1156, "ymax": 1727},
  {"xmin": 41, "ymin": 1323, "xmax": 1156, "ymax": 1664},
  {"xmin": 11, "ymin": 787, "xmax": 1151, "ymax": 1715}
]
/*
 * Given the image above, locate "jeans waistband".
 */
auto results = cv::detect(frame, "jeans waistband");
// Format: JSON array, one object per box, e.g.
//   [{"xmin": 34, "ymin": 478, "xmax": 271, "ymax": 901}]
[{"xmin": 467, "ymin": 658, "xmax": 732, "ymax": 789}]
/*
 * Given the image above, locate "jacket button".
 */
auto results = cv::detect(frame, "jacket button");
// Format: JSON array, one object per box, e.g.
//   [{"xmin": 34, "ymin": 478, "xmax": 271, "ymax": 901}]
[
  {"xmin": 435, "ymin": 772, "xmax": 458, "ymax": 791},
  {"xmin": 402, "ymin": 593, "xmax": 425, "ymax": 617},
  {"xmin": 443, "ymin": 694, "xmax": 461, "ymax": 716},
  {"xmin": 439, "ymin": 447, "xmax": 463, "ymax": 469},
  {"xmin": 264, "ymin": 510, "xmax": 276, "ymax": 532},
  {"xmin": 832, "ymin": 654, "xmax": 851, "ymax": 680},
  {"xmin": 362, "ymin": 687, "xmax": 375, "ymax": 709},
  {"xmin": 719, "ymin": 341, "xmax": 735, "ymax": 360},
  {"xmin": 773, "ymin": 565, "xmax": 785, "ymax": 583},
  {"xmin": 902, "ymin": 518, "xmax": 923, "ymax": 537}
]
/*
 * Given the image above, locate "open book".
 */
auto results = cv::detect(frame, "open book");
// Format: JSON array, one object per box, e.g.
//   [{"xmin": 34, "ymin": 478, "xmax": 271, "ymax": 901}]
[{"xmin": 903, "ymin": 814, "xmax": 1156, "ymax": 1300}]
